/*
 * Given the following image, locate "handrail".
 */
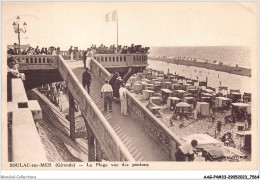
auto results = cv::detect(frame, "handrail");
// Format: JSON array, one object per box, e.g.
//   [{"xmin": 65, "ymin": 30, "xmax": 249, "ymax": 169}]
[
  {"xmin": 57, "ymin": 55, "xmax": 134, "ymax": 161},
  {"xmin": 90, "ymin": 57, "xmax": 182, "ymax": 160},
  {"xmin": 8, "ymin": 78, "xmax": 46, "ymax": 162},
  {"xmin": 126, "ymin": 90, "xmax": 182, "ymax": 160}
]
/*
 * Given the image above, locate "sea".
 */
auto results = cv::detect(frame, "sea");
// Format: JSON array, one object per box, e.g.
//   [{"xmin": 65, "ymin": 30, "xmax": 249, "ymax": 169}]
[
  {"xmin": 149, "ymin": 46, "xmax": 251, "ymax": 67},
  {"xmin": 147, "ymin": 46, "xmax": 252, "ymax": 94}
]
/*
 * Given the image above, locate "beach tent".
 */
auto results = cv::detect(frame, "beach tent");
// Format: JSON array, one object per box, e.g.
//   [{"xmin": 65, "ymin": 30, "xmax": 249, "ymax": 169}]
[
  {"xmin": 175, "ymin": 102, "xmax": 191, "ymax": 115},
  {"xmin": 184, "ymin": 97, "xmax": 195, "ymax": 108},
  {"xmin": 167, "ymin": 97, "xmax": 181, "ymax": 110},
  {"xmin": 181, "ymin": 133, "xmax": 223, "ymax": 148},
  {"xmin": 203, "ymin": 146, "xmax": 246, "ymax": 162},
  {"xmin": 196, "ymin": 102, "xmax": 210, "ymax": 116}
]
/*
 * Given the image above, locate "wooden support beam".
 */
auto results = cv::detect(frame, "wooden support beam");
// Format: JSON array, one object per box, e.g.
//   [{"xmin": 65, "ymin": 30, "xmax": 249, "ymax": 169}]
[
  {"xmin": 68, "ymin": 90, "xmax": 75, "ymax": 140},
  {"xmin": 86, "ymin": 120, "xmax": 95, "ymax": 161},
  {"xmin": 95, "ymin": 139, "xmax": 102, "ymax": 162}
]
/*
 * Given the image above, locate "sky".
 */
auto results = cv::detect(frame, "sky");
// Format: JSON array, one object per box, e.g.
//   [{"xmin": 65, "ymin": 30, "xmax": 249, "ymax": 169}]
[{"xmin": 2, "ymin": 1, "xmax": 258, "ymax": 50}]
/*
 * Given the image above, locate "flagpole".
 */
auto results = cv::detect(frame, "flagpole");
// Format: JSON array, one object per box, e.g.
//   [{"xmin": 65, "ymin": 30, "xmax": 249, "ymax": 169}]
[{"xmin": 116, "ymin": 10, "xmax": 118, "ymax": 51}]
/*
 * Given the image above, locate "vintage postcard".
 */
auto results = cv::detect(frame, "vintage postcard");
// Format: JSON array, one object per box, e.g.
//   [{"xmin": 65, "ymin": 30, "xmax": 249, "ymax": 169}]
[{"xmin": 1, "ymin": 1, "xmax": 258, "ymax": 179}]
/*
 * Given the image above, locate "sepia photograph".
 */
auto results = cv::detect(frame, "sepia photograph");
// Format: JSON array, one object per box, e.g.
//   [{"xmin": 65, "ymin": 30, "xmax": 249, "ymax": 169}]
[{"xmin": 1, "ymin": 1, "xmax": 259, "ymax": 179}]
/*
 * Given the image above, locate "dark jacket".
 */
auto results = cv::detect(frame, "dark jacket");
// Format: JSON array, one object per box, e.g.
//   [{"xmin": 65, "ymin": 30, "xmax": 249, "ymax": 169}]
[{"xmin": 82, "ymin": 71, "xmax": 92, "ymax": 86}]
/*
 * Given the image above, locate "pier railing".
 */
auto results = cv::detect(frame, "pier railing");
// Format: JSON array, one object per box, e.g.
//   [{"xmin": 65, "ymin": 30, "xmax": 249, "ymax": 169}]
[
  {"xmin": 57, "ymin": 55, "xmax": 134, "ymax": 161},
  {"xmin": 90, "ymin": 57, "xmax": 182, "ymax": 160},
  {"xmin": 14, "ymin": 55, "xmax": 58, "ymax": 70},
  {"xmin": 93, "ymin": 54, "xmax": 148, "ymax": 67}
]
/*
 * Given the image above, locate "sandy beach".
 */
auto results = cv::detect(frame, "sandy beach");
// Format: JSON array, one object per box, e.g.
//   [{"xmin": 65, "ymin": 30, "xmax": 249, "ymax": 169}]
[{"xmin": 147, "ymin": 60, "xmax": 251, "ymax": 94}]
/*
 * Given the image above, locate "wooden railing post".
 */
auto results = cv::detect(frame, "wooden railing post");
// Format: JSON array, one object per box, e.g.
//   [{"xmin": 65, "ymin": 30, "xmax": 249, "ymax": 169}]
[
  {"xmin": 95, "ymin": 140, "xmax": 102, "ymax": 161},
  {"xmin": 68, "ymin": 90, "xmax": 75, "ymax": 140}
]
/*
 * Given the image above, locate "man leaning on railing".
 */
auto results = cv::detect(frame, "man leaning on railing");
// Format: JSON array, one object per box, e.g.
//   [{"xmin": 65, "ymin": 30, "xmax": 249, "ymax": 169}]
[{"xmin": 7, "ymin": 56, "xmax": 25, "ymax": 101}]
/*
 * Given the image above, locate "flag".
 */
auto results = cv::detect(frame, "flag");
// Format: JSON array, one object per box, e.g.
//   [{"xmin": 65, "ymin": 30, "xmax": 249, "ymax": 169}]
[{"xmin": 105, "ymin": 10, "xmax": 117, "ymax": 22}]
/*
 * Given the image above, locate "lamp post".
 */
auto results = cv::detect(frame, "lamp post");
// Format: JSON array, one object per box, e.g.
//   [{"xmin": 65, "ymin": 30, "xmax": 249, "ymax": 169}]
[{"xmin": 12, "ymin": 16, "xmax": 27, "ymax": 53}]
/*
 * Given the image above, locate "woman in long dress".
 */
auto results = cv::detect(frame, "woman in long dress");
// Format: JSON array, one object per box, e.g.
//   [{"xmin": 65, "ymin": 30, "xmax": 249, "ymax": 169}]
[{"xmin": 86, "ymin": 48, "xmax": 93, "ymax": 70}]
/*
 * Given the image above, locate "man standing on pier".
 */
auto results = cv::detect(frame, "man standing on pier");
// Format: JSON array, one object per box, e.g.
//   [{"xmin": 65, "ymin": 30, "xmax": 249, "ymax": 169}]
[
  {"xmin": 175, "ymin": 139, "xmax": 198, "ymax": 161},
  {"xmin": 101, "ymin": 80, "xmax": 113, "ymax": 112},
  {"xmin": 119, "ymin": 83, "xmax": 128, "ymax": 115},
  {"xmin": 68, "ymin": 46, "xmax": 73, "ymax": 60},
  {"xmin": 82, "ymin": 68, "xmax": 92, "ymax": 94}
]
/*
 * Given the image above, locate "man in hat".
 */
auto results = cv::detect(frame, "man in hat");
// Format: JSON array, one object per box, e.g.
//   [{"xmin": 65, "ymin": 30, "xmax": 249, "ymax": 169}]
[
  {"xmin": 101, "ymin": 80, "xmax": 113, "ymax": 112},
  {"xmin": 7, "ymin": 56, "xmax": 24, "ymax": 101},
  {"xmin": 82, "ymin": 67, "xmax": 92, "ymax": 94},
  {"xmin": 113, "ymin": 76, "xmax": 122, "ymax": 102},
  {"xmin": 7, "ymin": 56, "xmax": 21, "ymax": 78},
  {"xmin": 7, "ymin": 46, "xmax": 15, "ymax": 55},
  {"xmin": 175, "ymin": 139, "xmax": 198, "ymax": 161}
]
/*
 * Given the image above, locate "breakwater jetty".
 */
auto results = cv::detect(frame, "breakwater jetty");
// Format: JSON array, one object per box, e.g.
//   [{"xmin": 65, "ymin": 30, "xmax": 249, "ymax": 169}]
[{"xmin": 148, "ymin": 56, "xmax": 251, "ymax": 77}]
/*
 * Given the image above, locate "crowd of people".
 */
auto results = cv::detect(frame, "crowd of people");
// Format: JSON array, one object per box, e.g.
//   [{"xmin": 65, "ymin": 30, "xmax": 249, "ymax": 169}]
[
  {"xmin": 90, "ymin": 43, "xmax": 149, "ymax": 54},
  {"xmin": 7, "ymin": 43, "xmax": 61, "ymax": 56}
]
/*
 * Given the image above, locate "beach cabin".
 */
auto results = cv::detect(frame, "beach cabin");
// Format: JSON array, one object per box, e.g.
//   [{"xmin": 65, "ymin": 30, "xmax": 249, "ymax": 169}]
[
  {"xmin": 145, "ymin": 84, "xmax": 155, "ymax": 91},
  {"xmin": 167, "ymin": 97, "xmax": 181, "ymax": 110},
  {"xmin": 143, "ymin": 89, "xmax": 154, "ymax": 100},
  {"xmin": 184, "ymin": 84, "xmax": 193, "ymax": 92},
  {"xmin": 236, "ymin": 131, "xmax": 251, "ymax": 152},
  {"xmin": 219, "ymin": 86, "xmax": 228, "ymax": 96},
  {"xmin": 186, "ymin": 80, "xmax": 194, "ymax": 86},
  {"xmin": 243, "ymin": 92, "xmax": 251, "ymax": 103},
  {"xmin": 164, "ymin": 82, "xmax": 172, "ymax": 89},
  {"xmin": 171, "ymin": 79, "xmax": 179, "ymax": 84},
  {"xmin": 215, "ymin": 97, "xmax": 232, "ymax": 110},
  {"xmin": 171, "ymin": 83, "xmax": 182, "ymax": 90},
  {"xmin": 231, "ymin": 103, "xmax": 250, "ymax": 123},
  {"xmin": 196, "ymin": 102, "xmax": 210, "ymax": 116},
  {"xmin": 228, "ymin": 89, "xmax": 241, "ymax": 101},
  {"xmin": 149, "ymin": 96, "xmax": 161, "ymax": 106},
  {"xmin": 188, "ymin": 88, "xmax": 197, "ymax": 95},
  {"xmin": 174, "ymin": 89, "xmax": 186, "ymax": 99},
  {"xmin": 161, "ymin": 89, "xmax": 173, "ymax": 103},
  {"xmin": 151, "ymin": 70, "xmax": 158, "ymax": 77},
  {"xmin": 200, "ymin": 96, "xmax": 213, "ymax": 107},
  {"xmin": 199, "ymin": 81, "xmax": 207, "ymax": 87},
  {"xmin": 133, "ymin": 83, "xmax": 143, "ymax": 94},
  {"xmin": 140, "ymin": 81, "xmax": 148, "ymax": 90}
]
